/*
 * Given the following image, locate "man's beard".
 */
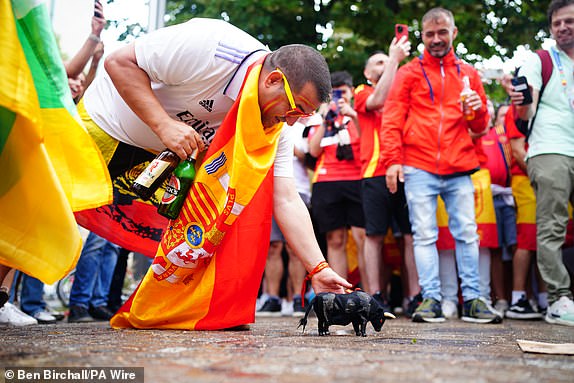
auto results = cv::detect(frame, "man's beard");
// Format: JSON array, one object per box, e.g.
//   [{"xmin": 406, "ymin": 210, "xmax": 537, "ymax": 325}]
[{"xmin": 428, "ymin": 43, "xmax": 450, "ymax": 58}]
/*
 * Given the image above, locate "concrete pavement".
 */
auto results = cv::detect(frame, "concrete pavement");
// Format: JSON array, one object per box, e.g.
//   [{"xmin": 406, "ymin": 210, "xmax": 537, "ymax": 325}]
[{"xmin": 1, "ymin": 316, "xmax": 573, "ymax": 382}]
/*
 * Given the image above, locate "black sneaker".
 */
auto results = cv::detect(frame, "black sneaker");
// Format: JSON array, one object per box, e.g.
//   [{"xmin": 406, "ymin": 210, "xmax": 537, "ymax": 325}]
[
  {"xmin": 405, "ymin": 293, "xmax": 423, "ymax": 318},
  {"xmin": 506, "ymin": 296, "xmax": 543, "ymax": 320},
  {"xmin": 412, "ymin": 298, "xmax": 446, "ymax": 323},
  {"xmin": 256, "ymin": 297, "xmax": 282, "ymax": 317},
  {"xmin": 88, "ymin": 305, "xmax": 115, "ymax": 321},
  {"xmin": 292, "ymin": 296, "xmax": 307, "ymax": 317},
  {"xmin": 0, "ymin": 288, "xmax": 9, "ymax": 308},
  {"xmin": 373, "ymin": 291, "xmax": 393, "ymax": 314},
  {"xmin": 462, "ymin": 298, "xmax": 503, "ymax": 324},
  {"xmin": 68, "ymin": 305, "xmax": 94, "ymax": 323}
]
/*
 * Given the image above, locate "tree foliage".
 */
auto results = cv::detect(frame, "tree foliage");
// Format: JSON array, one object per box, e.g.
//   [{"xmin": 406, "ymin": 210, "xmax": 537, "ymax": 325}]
[{"xmin": 156, "ymin": 1, "xmax": 550, "ymax": 98}]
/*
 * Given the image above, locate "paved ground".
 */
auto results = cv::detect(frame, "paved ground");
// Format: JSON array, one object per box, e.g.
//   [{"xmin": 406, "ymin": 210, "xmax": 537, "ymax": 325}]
[{"xmin": 1, "ymin": 315, "xmax": 573, "ymax": 383}]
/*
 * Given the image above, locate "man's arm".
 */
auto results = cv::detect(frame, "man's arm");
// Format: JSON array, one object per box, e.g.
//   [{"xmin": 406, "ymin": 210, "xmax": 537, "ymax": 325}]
[
  {"xmin": 307, "ymin": 121, "xmax": 325, "ymax": 158},
  {"xmin": 273, "ymin": 176, "xmax": 352, "ymax": 294},
  {"xmin": 84, "ymin": 42, "xmax": 104, "ymax": 90},
  {"xmin": 466, "ymin": 71, "xmax": 490, "ymax": 134},
  {"xmin": 104, "ymin": 44, "xmax": 204, "ymax": 159},
  {"xmin": 365, "ymin": 37, "xmax": 411, "ymax": 112},
  {"xmin": 65, "ymin": 2, "xmax": 106, "ymax": 78},
  {"xmin": 381, "ymin": 65, "xmax": 410, "ymax": 193},
  {"xmin": 501, "ymin": 74, "xmax": 540, "ymax": 121},
  {"xmin": 510, "ymin": 137, "xmax": 528, "ymax": 173}
]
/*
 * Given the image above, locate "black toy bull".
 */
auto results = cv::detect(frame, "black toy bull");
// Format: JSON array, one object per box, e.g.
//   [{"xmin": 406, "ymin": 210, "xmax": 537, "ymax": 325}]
[{"xmin": 298, "ymin": 291, "xmax": 396, "ymax": 337}]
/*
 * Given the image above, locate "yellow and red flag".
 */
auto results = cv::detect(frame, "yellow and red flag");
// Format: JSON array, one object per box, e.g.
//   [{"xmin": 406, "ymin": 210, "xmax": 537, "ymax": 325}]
[
  {"xmin": 437, "ymin": 169, "xmax": 498, "ymax": 250},
  {"xmin": 0, "ymin": 0, "xmax": 111, "ymax": 283},
  {"xmin": 111, "ymin": 59, "xmax": 282, "ymax": 330}
]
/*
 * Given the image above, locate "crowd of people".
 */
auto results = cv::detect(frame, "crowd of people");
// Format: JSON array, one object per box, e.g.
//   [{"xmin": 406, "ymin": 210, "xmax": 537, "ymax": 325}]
[{"xmin": 1, "ymin": 1, "xmax": 573, "ymax": 329}]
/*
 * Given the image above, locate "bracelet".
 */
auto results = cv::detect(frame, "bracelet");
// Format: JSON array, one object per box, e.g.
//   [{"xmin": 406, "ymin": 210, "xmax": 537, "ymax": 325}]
[
  {"xmin": 88, "ymin": 33, "xmax": 101, "ymax": 43},
  {"xmin": 300, "ymin": 261, "xmax": 330, "ymax": 306}
]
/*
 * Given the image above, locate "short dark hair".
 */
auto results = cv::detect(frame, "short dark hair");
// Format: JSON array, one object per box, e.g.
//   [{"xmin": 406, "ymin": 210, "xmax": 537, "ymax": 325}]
[
  {"xmin": 548, "ymin": 0, "xmax": 574, "ymax": 25},
  {"xmin": 331, "ymin": 71, "xmax": 353, "ymax": 88},
  {"xmin": 265, "ymin": 44, "xmax": 332, "ymax": 103},
  {"xmin": 365, "ymin": 50, "xmax": 385, "ymax": 68},
  {"xmin": 422, "ymin": 7, "xmax": 455, "ymax": 28}
]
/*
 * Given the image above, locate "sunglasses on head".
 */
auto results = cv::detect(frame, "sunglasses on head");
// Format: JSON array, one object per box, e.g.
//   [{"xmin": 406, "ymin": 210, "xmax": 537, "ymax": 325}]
[{"xmin": 275, "ymin": 68, "xmax": 314, "ymax": 118}]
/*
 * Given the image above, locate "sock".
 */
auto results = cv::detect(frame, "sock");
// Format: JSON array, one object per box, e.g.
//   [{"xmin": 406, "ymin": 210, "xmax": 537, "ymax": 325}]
[
  {"xmin": 538, "ymin": 292, "xmax": 548, "ymax": 310},
  {"xmin": 511, "ymin": 291, "xmax": 526, "ymax": 305}
]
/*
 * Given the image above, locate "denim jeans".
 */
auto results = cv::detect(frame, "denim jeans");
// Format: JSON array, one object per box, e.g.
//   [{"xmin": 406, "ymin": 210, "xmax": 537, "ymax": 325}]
[
  {"xmin": 20, "ymin": 274, "xmax": 47, "ymax": 316},
  {"xmin": 404, "ymin": 166, "xmax": 480, "ymax": 302},
  {"xmin": 69, "ymin": 232, "xmax": 120, "ymax": 308}
]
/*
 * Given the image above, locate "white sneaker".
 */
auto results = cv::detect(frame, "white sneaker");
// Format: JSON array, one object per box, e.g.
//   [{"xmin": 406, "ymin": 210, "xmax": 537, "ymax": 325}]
[
  {"xmin": 0, "ymin": 303, "xmax": 38, "ymax": 326},
  {"xmin": 494, "ymin": 299, "xmax": 509, "ymax": 318},
  {"xmin": 281, "ymin": 299, "xmax": 294, "ymax": 317},
  {"xmin": 545, "ymin": 296, "xmax": 574, "ymax": 326},
  {"xmin": 441, "ymin": 300, "xmax": 458, "ymax": 319},
  {"xmin": 33, "ymin": 311, "xmax": 57, "ymax": 324}
]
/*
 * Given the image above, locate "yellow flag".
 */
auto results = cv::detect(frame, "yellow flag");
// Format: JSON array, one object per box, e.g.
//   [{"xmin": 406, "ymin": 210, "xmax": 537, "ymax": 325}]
[{"xmin": 0, "ymin": 0, "xmax": 112, "ymax": 283}]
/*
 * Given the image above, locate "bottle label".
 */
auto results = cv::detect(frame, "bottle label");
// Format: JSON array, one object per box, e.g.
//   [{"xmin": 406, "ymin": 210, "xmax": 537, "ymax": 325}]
[
  {"xmin": 134, "ymin": 159, "xmax": 172, "ymax": 188},
  {"xmin": 161, "ymin": 175, "xmax": 181, "ymax": 204}
]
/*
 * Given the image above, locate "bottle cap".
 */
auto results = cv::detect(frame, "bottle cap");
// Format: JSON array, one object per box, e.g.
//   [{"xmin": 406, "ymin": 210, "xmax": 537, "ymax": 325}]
[{"xmin": 187, "ymin": 149, "xmax": 199, "ymax": 161}]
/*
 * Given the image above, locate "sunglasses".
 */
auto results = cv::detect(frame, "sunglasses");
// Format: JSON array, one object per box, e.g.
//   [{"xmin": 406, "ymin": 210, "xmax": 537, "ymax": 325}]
[{"xmin": 275, "ymin": 68, "xmax": 314, "ymax": 118}]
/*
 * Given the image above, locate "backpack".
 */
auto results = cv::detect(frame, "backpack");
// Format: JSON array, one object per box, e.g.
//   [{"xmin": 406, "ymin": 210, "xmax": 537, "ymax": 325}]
[{"xmin": 515, "ymin": 49, "xmax": 554, "ymax": 140}]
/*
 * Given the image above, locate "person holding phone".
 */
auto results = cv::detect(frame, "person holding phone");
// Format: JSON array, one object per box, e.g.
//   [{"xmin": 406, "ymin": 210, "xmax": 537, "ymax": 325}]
[
  {"xmin": 308, "ymin": 71, "xmax": 365, "ymax": 284},
  {"xmin": 64, "ymin": 0, "xmax": 105, "ymax": 79},
  {"xmin": 382, "ymin": 7, "xmax": 500, "ymax": 324},
  {"xmin": 502, "ymin": 0, "xmax": 574, "ymax": 327},
  {"xmin": 354, "ymin": 35, "xmax": 419, "ymax": 316}
]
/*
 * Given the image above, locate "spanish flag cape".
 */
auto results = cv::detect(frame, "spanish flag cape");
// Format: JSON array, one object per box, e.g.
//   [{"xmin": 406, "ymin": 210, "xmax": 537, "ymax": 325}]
[
  {"xmin": 0, "ymin": 0, "xmax": 111, "ymax": 283},
  {"xmin": 111, "ymin": 59, "xmax": 282, "ymax": 330}
]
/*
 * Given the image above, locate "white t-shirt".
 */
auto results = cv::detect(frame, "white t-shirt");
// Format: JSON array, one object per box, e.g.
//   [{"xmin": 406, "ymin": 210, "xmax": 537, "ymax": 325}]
[{"xmin": 84, "ymin": 18, "xmax": 293, "ymax": 177}]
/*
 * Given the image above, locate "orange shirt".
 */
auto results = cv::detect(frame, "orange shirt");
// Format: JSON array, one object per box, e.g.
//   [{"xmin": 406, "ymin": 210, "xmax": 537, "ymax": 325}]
[
  {"xmin": 310, "ymin": 114, "xmax": 362, "ymax": 183},
  {"xmin": 355, "ymin": 84, "xmax": 386, "ymax": 178}
]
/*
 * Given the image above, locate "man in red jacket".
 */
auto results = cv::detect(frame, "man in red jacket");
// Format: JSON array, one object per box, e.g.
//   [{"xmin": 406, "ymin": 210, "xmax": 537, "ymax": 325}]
[{"xmin": 382, "ymin": 7, "xmax": 501, "ymax": 324}]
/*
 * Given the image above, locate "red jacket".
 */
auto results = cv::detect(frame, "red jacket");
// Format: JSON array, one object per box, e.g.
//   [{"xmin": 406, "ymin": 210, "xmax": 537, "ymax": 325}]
[{"xmin": 381, "ymin": 49, "xmax": 489, "ymax": 176}]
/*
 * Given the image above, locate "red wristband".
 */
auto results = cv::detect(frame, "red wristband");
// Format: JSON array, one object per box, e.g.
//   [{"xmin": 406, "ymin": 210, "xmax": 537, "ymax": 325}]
[{"xmin": 300, "ymin": 261, "xmax": 330, "ymax": 307}]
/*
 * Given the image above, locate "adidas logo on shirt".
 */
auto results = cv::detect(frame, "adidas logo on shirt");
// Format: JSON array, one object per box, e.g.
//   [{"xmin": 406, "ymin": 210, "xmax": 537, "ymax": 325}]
[{"xmin": 199, "ymin": 99, "xmax": 214, "ymax": 112}]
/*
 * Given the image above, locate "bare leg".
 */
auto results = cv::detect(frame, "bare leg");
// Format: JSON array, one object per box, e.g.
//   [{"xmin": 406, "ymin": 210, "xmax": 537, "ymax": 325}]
[
  {"xmin": 402, "ymin": 234, "xmax": 420, "ymax": 297},
  {"xmin": 263, "ymin": 241, "xmax": 284, "ymax": 297},
  {"xmin": 326, "ymin": 227, "xmax": 348, "ymax": 279},
  {"xmin": 363, "ymin": 234, "xmax": 384, "ymax": 295},
  {"xmin": 350, "ymin": 226, "xmax": 367, "ymax": 291},
  {"xmin": 490, "ymin": 247, "xmax": 506, "ymax": 302},
  {"xmin": 286, "ymin": 243, "xmax": 306, "ymax": 297}
]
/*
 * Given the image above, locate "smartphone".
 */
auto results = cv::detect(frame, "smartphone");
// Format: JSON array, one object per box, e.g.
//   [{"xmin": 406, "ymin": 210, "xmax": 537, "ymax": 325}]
[
  {"xmin": 511, "ymin": 76, "xmax": 533, "ymax": 105},
  {"xmin": 331, "ymin": 89, "xmax": 343, "ymax": 113},
  {"xmin": 94, "ymin": 0, "xmax": 102, "ymax": 18},
  {"xmin": 395, "ymin": 24, "xmax": 409, "ymax": 41}
]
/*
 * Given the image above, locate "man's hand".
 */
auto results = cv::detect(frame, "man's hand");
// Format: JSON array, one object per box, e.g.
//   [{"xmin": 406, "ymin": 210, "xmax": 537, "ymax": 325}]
[
  {"xmin": 310, "ymin": 267, "xmax": 352, "ymax": 295},
  {"xmin": 386, "ymin": 164, "xmax": 404, "ymax": 193},
  {"xmin": 389, "ymin": 36, "xmax": 411, "ymax": 63},
  {"xmin": 337, "ymin": 99, "xmax": 357, "ymax": 119},
  {"xmin": 463, "ymin": 90, "xmax": 483, "ymax": 112},
  {"xmin": 156, "ymin": 120, "xmax": 205, "ymax": 160},
  {"xmin": 92, "ymin": 1, "xmax": 106, "ymax": 37},
  {"xmin": 501, "ymin": 74, "xmax": 527, "ymax": 105}
]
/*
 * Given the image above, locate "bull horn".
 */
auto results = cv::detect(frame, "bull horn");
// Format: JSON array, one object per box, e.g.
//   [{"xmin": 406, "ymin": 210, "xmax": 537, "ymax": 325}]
[{"xmin": 384, "ymin": 312, "xmax": 396, "ymax": 319}]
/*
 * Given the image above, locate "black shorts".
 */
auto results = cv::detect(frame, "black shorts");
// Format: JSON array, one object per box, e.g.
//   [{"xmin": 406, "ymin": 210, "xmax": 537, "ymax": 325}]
[
  {"xmin": 361, "ymin": 176, "xmax": 412, "ymax": 236},
  {"xmin": 311, "ymin": 180, "xmax": 365, "ymax": 233}
]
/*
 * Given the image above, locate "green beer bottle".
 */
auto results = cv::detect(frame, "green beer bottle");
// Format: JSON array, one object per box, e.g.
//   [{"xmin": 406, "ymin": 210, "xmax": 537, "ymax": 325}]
[{"xmin": 157, "ymin": 149, "xmax": 198, "ymax": 220}]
